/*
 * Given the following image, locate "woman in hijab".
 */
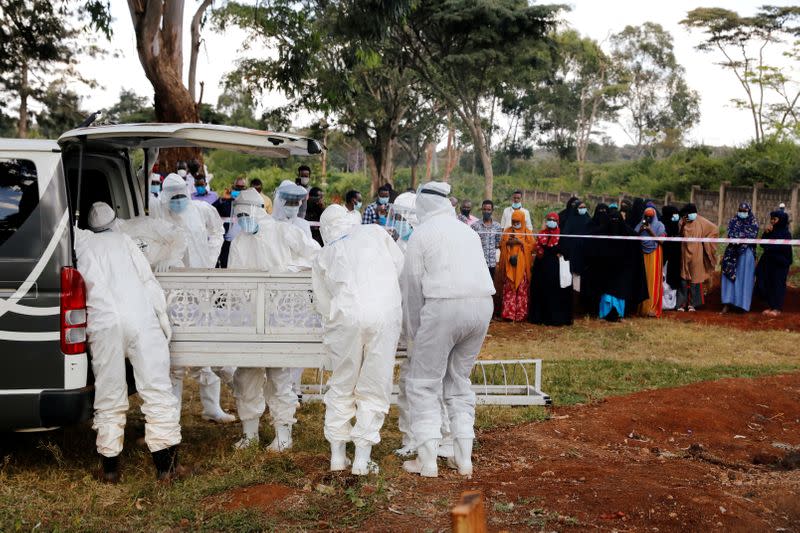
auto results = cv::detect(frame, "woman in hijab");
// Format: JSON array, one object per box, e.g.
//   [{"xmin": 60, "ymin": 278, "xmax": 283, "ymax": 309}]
[
  {"xmin": 558, "ymin": 196, "xmax": 580, "ymax": 228},
  {"xmin": 755, "ymin": 210, "xmax": 793, "ymax": 316},
  {"xmin": 497, "ymin": 209, "xmax": 536, "ymax": 321},
  {"xmin": 661, "ymin": 205, "xmax": 682, "ymax": 310},
  {"xmin": 627, "ymin": 198, "xmax": 646, "ymax": 230},
  {"xmin": 677, "ymin": 203, "xmax": 718, "ymax": 311},
  {"xmin": 721, "ymin": 202, "xmax": 758, "ymax": 313},
  {"xmin": 586, "ymin": 207, "xmax": 648, "ymax": 321},
  {"xmin": 579, "ymin": 203, "xmax": 609, "ymax": 314},
  {"xmin": 529, "ymin": 213, "xmax": 573, "ymax": 326},
  {"xmin": 562, "ymin": 200, "xmax": 592, "ymax": 310},
  {"xmin": 635, "ymin": 205, "xmax": 667, "ymax": 317}
]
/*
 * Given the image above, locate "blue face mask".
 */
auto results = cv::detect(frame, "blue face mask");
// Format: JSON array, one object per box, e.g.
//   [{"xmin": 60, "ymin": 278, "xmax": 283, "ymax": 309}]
[
  {"xmin": 671, "ymin": 214, "xmax": 680, "ymax": 222},
  {"xmin": 237, "ymin": 215, "xmax": 259, "ymax": 234},
  {"xmin": 150, "ymin": 184, "xmax": 161, "ymax": 194},
  {"xmin": 231, "ymin": 190, "xmax": 241, "ymax": 199},
  {"xmin": 737, "ymin": 211, "xmax": 748, "ymax": 219},
  {"xmin": 577, "ymin": 207, "xmax": 588, "ymax": 216},
  {"xmin": 511, "ymin": 202, "xmax": 522, "ymax": 209},
  {"xmin": 378, "ymin": 215, "xmax": 387, "ymax": 225},
  {"xmin": 687, "ymin": 213, "xmax": 697, "ymax": 222},
  {"xmin": 377, "ymin": 197, "xmax": 389, "ymax": 205},
  {"xmin": 169, "ymin": 197, "xmax": 189, "ymax": 214},
  {"xmin": 354, "ymin": 201, "xmax": 362, "ymax": 210},
  {"xmin": 396, "ymin": 220, "xmax": 413, "ymax": 241},
  {"xmin": 195, "ymin": 186, "xmax": 207, "ymax": 196},
  {"xmin": 545, "ymin": 220, "xmax": 558, "ymax": 229}
]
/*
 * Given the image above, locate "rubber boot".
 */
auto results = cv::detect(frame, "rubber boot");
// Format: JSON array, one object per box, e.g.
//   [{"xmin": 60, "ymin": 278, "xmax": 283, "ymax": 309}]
[
  {"xmin": 171, "ymin": 377, "xmax": 184, "ymax": 413},
  {"xmin": 98, "ymin": 455, "xmax": 120, "ymax": 483},
  {"xmin": 394, "ymin": 435, "xmax": 415, "ymax": 457},
  {"xmin": 438, "ymin": 435, "xmax": 455, "ymax": 458},
  {"xmin": 200, "ymin": 379, "xmax": 236, "ymax": 424},
  {"xmin": 330, "ymin": 441, "xmax": 351, "ymax": 471},
  {"xmin": 352, "ymin": 445, "xmax": 379, "ymax": 476},
  {"xmin": 453, "ymin": 438, "xmax": 473, "ymax": 477},
  {"xmin": 234, "ymin": 418, "xmax": 260, "ymax": 449},
  {"xmin": 267, "ymin": 424, "xmax": 293, "ymax": 452},
  {"xmin": 403, "ymin": 439, "xmax": 439, "ymax": 478},
  {"xmin": 152, "ymin": 445, "xmax": 186, "ymax": 482}
]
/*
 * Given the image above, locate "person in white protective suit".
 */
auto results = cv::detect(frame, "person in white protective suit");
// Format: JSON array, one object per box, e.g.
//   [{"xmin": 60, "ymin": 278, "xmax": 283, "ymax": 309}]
[
  {"xmin": 154, "ymin": 173, "xmax": 236, "ymax": 424},
  {"xmin": 76, "ymin": 202, "xmax": 183, "ymax": 483},
  {"xmin": 386, "ymin": 192, "xmax": 456, "ymax": 462},
  {"xmin": 400, "ymin": 182, "xmax": 495, "ymax": 478},
  {"xmin": 272, "ymin": 180, "xmax": 313, "ymax": 397},
  {"xmin": 228, "ymin": 188, "xmax": 320, "ymax": 450},
  {"xmin": 312, "ymin": 205, "xmax": 404, "ymax": 475}
]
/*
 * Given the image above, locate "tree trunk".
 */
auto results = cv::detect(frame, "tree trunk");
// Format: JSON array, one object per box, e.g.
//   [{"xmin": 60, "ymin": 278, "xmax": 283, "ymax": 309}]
[
  {"xmin": 410, "ymin": 162, "xmax": 418, "ymax": 189},
  {"xmin": 129, "ymin": 0, "xmax": 200, "ymax": 172},
  {"xmin": 469, "ymin": 120, "xmax": 494, "ymax": 200},
  {"xmin": 189, "ymin": 0, "xmax": 213, "ymax": 103},
  {"xmin": 17, "ymin": 60, "xmax": 28, "ymax": 138},
  {"xmin": 320, "ymin": 127, "xmax": 329, "ymax": 177},
  {"xmin": 366, "ymin": 153, "xmax": 379, "ymax": 198}
]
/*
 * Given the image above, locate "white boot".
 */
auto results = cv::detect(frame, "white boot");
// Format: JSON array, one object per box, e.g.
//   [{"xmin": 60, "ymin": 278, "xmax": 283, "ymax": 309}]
[
  {"xmin": 267, "ymin": 424, "xmax": 293, "ymax": 452},
  {"xmin": 330, "ymin": 441, "xmax": 351, "ymax": 471},
  {"xmin": 352, "ymin": 445, "xmax": 378, "ymax": 475},
  {"xmin": 403, "ymin": 439, "xmax": 438, "ymax": 478},
  {"xmin": 200, "ymin": 379, "xmax": 236, "ymax": 424},
  {"xmin": 234, "ymin": 418, "xmax": 260, "ymax": 449},
  {"xmin": 171, "ymin": 377, "xmax": 184, "ymax": 413},
  {"xmin": 453, "ymin": 438, "xmax": 473, "ymax": 477},
  {"xmin": 438, "ymin": 435, "xmax": 455, "ymax": 458}
]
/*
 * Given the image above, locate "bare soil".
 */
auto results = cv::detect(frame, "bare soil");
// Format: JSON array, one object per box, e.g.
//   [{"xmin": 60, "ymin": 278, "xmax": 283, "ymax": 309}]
[
  {"xmin": 218, "ymin": 373, "xmax": 800, "ymax": 531},
  {"xmin": 663, "ymin": 272, "xmax": 800, "ymax": 332}
]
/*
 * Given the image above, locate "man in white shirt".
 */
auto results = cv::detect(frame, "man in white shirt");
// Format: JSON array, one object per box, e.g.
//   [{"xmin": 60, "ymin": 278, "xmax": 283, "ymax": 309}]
[{"xmin": 499, "ymin": 190, "xmax": 533, "ymax": 231}]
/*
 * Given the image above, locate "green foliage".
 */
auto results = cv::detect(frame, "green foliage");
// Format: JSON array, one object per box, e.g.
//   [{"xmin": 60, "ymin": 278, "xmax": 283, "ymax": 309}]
[{"xmin": 104, "ymin": 88, "xmax": 154, "ymax": 124}]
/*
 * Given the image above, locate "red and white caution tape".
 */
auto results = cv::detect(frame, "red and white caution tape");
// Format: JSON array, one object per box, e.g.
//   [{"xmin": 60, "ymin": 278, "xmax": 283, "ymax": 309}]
[{"xmin": 471, "ymin": 231, "xmax": 800, "ymax": 246}]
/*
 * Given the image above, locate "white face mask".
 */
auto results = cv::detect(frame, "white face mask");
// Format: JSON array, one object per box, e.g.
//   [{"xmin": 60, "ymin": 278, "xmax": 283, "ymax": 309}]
[
  {"xmin": 299, "ymin": 176, "xmax": 310, "ymax": 186},
  {"xmin": 177, "ymin": 169, "xmax": 187, "ymax": 177},
  {"xmin": 284, "ymin": 205, "xmax": 300, "ymax": 219}
]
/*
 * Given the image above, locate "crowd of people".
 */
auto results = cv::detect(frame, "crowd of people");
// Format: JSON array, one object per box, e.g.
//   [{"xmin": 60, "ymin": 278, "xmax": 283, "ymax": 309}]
[
  {"xmin": 77, "ymin": 163, "xmax": 494, "ymax": 484},
  {"xmin": 75, "ymin": 159, "xmax": 795, "ymax": 484},
  {"xmin": 464, "ymin": 193, "xmax": 795, "ymax": 325}
]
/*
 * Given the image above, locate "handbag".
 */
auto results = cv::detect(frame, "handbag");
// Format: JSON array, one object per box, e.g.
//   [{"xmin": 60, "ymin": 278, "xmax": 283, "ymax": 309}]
[{"xmin": 558, "ymin": 256, "xmax": 572, "ymax": 288}]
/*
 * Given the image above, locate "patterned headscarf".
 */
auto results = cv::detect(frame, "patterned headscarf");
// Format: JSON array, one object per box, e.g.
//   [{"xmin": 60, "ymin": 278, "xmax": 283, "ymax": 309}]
[
  {"xmin": 536, "ymin": 212, "xmax": 560, "ymax": 258},
  {"xmin": 721, "ymin": 202, "xmax": 759, "ymax": 281}
]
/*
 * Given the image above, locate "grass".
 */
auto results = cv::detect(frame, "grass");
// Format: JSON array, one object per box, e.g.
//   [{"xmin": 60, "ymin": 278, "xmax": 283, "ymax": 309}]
[{"xmin": 1, "ymin": 318, "xmax": 799, "ymax": 531}]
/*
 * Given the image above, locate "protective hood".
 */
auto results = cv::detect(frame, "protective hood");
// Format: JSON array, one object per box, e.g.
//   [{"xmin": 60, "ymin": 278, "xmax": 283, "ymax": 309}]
[
  {"xmin": 273, "ymin": 179, "xmax": 308, "ymax": 221},
  {"xmin": 233, "ymin": 187, "xmax": 271, "ymax": 223},
  {"xmin": 88, "ymin": 201, "xmax": 116, "ymax": 232},
  {"xmin": 319, "ymin": 204, "xmax": 357, "ymax": 245},
  {"xmin": 391, "ymin": 191, "xmax": 418, "ymax": 225},
  {"xmin": 415, "ymin": 181, "xmax": 453, "ymax": 224},
  {"xmin": 161, "ymin": 173, "xmax": 188, "ymax": 199}
]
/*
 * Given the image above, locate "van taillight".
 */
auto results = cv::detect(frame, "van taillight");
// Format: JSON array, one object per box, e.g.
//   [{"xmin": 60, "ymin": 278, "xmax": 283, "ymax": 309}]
[{"xmin": 61, "ymin": 267, "xmax": 87, "ymax": 355}]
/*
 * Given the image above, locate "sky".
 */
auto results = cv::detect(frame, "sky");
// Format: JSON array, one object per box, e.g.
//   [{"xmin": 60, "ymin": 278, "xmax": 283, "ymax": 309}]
[{"xmin": 73, "ymin": 0, "xmax": 800, "ymax": 147}]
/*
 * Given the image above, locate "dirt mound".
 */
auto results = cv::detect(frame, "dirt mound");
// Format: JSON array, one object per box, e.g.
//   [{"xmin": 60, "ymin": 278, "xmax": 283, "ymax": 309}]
[
  {"xmin": 361, "ymin": 373, "xmax": 800, "ymax": 532},
  {"xmin": 214, "ymin": 483, "xmax": 296, "ymax": 512}
]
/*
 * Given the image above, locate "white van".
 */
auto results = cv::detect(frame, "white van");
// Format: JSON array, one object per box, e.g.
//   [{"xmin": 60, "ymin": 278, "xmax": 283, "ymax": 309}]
[{"xmin": 0, "ymin": 123, "xmax": 323, "ymax": 431}]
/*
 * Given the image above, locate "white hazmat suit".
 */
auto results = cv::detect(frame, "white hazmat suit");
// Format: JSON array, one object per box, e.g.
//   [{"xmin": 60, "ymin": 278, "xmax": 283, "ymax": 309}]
[
  {"xmin": 312, "ymin": 205, "xmax": 404, "ymax": 475},
  {"xmin": 77, "ymin": 202, "xmax": 181, "ymax": 479},
  {"xmin": 400, "ymin": 182, "xmax": 495, "ymax": 478},
  {"xmin": 228, "ymin": 188, "xmax": 320, "ymax": 450},
  {"xmin": 154, "ymin": 173, "xmax": 234, "ymax": 424},
  {"xmin": 272, "ymin": 180, "xmax": 314, "ymax": 395}
]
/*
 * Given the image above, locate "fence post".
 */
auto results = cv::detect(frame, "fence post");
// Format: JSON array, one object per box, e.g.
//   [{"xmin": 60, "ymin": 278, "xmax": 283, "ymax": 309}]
[
  {"xmin": 451, "ymin": 491, "xmax": 487, "ymax": 533},
  {"xmin": 717, "ymin": 181, "xmax": 729, "ymax": 226},
  {"xmin": 690, "ymin": 185, "xmax": 699, "ymax": 205},
  {"xmin": 791, "ymin": 184, "xmax": 800, "ymax": 234},
  {"xmin": 752, "ymin": 182, "xmax": 763, "ymax": 219},
  {"xmin": 532, "ymin": 190, "xmax": 538, "ymax": 204}
]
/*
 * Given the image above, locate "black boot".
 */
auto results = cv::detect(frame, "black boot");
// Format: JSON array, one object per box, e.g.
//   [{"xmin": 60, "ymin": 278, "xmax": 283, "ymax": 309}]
[
  {"xmin": 99, "ymin": 455, "xmax": 120, "ymax": 483},
  {"xmin": 152, "ymin": 445, "xmax": 178, "ymax": 481}
]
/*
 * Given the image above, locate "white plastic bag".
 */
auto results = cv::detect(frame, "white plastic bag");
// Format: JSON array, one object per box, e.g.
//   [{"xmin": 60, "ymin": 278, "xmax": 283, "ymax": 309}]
[{"xmin": 559, "ymin": 257, "xmax": 572, "ymax": 288}]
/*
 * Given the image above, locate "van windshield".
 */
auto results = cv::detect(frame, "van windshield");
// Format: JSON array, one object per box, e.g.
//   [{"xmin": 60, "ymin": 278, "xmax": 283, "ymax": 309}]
[{"xmin": 0, "ymin": 159, "xmax": 39, "ymax": 247}]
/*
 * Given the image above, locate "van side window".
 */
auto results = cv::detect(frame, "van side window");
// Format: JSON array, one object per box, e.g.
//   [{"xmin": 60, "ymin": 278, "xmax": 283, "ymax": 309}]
[{"xmin": 0, "ymin": 159, "xmax": 39, "ymax": 247}]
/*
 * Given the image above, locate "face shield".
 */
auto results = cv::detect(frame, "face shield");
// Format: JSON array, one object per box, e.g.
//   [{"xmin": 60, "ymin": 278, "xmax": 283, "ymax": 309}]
[
  {"xmin": 233, "ymin": 188, "xmax": 267, "ymax": 234},
  {"xmin": 386, "ymin": 193, "xmax": 416, "ymax": 241},
  {"xmin": 273, "ymin": 180, "xmax": 308, "ymax": 221}
]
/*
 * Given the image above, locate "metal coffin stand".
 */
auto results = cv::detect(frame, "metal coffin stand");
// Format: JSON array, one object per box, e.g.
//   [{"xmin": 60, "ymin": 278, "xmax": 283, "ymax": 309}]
[{"xmin": 157, "ymin": 269, "xmax": 551, "ymax": 407}]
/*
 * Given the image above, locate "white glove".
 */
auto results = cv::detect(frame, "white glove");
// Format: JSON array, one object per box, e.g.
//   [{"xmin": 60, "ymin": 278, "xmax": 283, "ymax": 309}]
[{"xmin": 157, "ymin": 310, "xmax": 172, "ymax": 343}]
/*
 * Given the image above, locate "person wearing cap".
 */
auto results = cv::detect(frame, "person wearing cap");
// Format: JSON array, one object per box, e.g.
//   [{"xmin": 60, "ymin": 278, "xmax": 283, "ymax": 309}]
[
  {"xmin": 400, "ymin": 181, "xmax": 495, "ymax": 479},
  {"xmin": 227, "ymin": 188, "xmax": 320, "ymax": 451},
  {"xmin": 677, "ymin": 203, "xmax": 718, "ymax": 312},
  {"xmin": 154, "ymin": 173, "xmax": 235, "ymax": 424},
  {"xmin": 76, "ymin": 202, "xmax": 183, "ymax": 483},
  {"xmin": 499, "ymin": 190, "xmax": 533, "ymax": 232}
]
